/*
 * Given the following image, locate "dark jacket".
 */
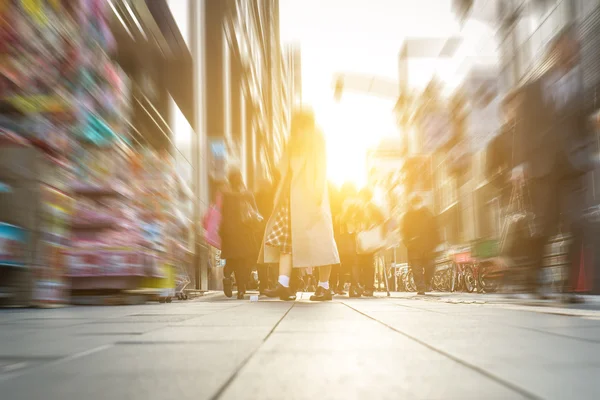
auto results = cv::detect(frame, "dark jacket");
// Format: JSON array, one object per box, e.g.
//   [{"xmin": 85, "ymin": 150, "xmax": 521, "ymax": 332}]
[
  {"xmin": 513, "ymin": 68, "xmax": 592, "ymax": 179},
  {"xmin": 402, "ymin": 206, "xmax": 439, "ymax": 258},
  {"xmin": 255, "ymin": 188, "xmax": 274, "ymax": 222},
  {"xmin": 219, "ymin": 191, "xmax": 259, "ymax": 260}
]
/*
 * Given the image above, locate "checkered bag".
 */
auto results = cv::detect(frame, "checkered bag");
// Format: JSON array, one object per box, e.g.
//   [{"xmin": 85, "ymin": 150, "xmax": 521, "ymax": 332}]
[{"xmin": 265, "ymin": 196, "xmax": 292, "ymax": 254}]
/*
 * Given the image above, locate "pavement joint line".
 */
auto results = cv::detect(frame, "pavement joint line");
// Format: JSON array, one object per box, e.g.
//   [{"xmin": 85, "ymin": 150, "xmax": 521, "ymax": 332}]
[
  {"xmin": 209, "ymin": 302, "xmax": 296, "ymax": 400},
  {"xmin": 341, "ymin": 301, "xmax": 542, "ymax": 400},
  {"xmin": 391, "ymin": 300, "xmax": 448, "ymax": 315},
  {"xmin": 506, "ymin": 325, "xmax": 600, "ymax": 344},
  {"xmin": 129, "ymin": 314, "xmax": 202, "ymax": 317},
  {"xmin": 393, "ymin": 298, "xmax": 600, "ymax": 345},
  {"xmin": 396, "ymin": 299, "xmax": 600, "ymax": 345},
  {"xmin": 487, "ymin": 303, "xmax": 600, "ymax": 318},
  {"xmin": 75, "ymin": 332, "xmax": 146, "ymax": 336},
  {"xmin": 0, "ymin": 344, "xmax": 113, "ymax": 383},
  {"xmin": 114, "ymin": 339, "xmax": 262, "ymax": 345}
]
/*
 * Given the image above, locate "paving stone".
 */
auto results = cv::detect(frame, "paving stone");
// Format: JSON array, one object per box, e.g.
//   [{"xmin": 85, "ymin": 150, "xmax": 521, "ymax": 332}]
[
  {"xmin": 1, "ymin": 296, "xmax": 599, "ymax": 399},
  {"xmin": 0, "ymin": 343, "xmax": 259, "ymax": 400},
  {"xmin": 137, "ymin": 326, "xmax": 273, "ymax": 342},
  {"xmin": 220, "ymin": 349, "xmax": 525, "ymax": 400}
]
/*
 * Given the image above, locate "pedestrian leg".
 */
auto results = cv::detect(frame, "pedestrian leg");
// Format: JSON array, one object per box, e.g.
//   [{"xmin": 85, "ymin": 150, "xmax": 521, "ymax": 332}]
[
  {"xmin": 231, "ymin": 258, "xmax": 249, "ymax": 299},
  {"xmin": 348, "ymin": 254, "xmax": 363, "ymax": 297},
  {"xmin": 257, "ymin": 264, "xmax": 269, "ymax": 294},
  {"xmin": 360, "ymin": 253, "xmax": 375, "ymax": 296},
  {"xmin": 423, "ymin": 258, "xmax": 434, "ymax": 292},
  {"xmin": 411, "ymin": 258, "xmax": 426, "ymax": 293},
  {"xmin": 263, "ymin": 253, "xmax": 296, "ymax": 300},
  {"xmin": 222, "ymin": 260, "xmax": 234, "ymax": 298},
  {"xmin": 329, "ymin": 264, "xmax": 338, "ymax": 293},
  {"xmin": 309, "ymin": 265, "xmax": 333, "ymax": 301},
  {"xmin": 269, "ymin": 263, "xmax": 278, "ymax": 288}
]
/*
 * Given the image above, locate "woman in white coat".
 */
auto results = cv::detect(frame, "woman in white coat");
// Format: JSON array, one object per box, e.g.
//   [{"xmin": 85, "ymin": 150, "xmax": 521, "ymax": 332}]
[{"xmin": 260, "ymin": 109, "xmax": 340, "ymax": 301}]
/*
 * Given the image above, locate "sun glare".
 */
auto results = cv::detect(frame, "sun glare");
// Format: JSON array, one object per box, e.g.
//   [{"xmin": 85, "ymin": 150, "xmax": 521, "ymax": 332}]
[
  {"xmin": 280, "ymin": 0, "xmax": 497, "ymax": 190},
  {"xmin": 313, "ymin": 95, "xmax": 397, "ymax": 188}
]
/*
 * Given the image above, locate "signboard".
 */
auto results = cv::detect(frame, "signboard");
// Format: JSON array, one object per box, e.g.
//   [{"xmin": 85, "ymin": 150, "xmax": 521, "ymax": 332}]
[
  {"xmin": 67, "ymin": 249, "xmax": 145, "ymax": 277},
  {"xmin": 209, "ymin": 138, "xmax": 227, "ymax": 181}
]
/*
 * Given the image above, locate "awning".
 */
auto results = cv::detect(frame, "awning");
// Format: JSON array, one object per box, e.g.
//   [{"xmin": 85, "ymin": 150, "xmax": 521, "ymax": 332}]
[
  {"xmin": 145, "ymin": 0, "xmax": 195, "ymax": 131},
  {"xmin": 109, "ymin": 0, "xmax": 196, "ymax": 132}
]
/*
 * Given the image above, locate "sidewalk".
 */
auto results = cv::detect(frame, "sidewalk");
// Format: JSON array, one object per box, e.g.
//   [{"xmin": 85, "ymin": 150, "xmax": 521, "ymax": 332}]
[{"xmin": 0, "ymin": 294, "xmax": 599, "ymax": 399}]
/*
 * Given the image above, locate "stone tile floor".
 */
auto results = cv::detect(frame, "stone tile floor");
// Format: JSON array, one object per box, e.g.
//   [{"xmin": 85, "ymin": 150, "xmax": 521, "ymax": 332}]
[{"xmin": 0, "ymin": 292, "xmax": 599, "ymax": 399}]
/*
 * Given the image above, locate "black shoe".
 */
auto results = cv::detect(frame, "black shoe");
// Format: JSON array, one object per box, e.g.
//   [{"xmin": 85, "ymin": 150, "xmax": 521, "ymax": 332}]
[
  {"xmin": 237, "ymin": 291, "xmax": 245, "ymax": 300},
  {"xmin": 532, "ymin": 292, "xmax": 550, "ymax": 300},
  {"xmin": 336, "ymin": 286, "xmax": 347, "ymax": 296},
  {"xmin": 562, "ymin": 294, "xmax": 585, "ymax": 304},
  {"xmin": 417, "ymin": 291, "xmax": 426, "ymax": 295},
  {"xmin": 310, "ymin": 286, "xmax": 333, "ymax": 301},
  {"xmin": 349, "ymin": 285, "xmax": 363, "ymax": 298},
  {"xmin": 223, "ymin": 277, "xmax": 233, "ymax": 298},
  {"xmin": 362, "ymin": 289, "xmax": 374, "ymax": 297},
  {"xmin": 263, "ymin": 283, "xmax": 296, "ymax": 301}
]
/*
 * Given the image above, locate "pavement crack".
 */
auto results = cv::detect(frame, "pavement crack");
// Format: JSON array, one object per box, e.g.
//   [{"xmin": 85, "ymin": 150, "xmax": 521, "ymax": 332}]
[
  {"xmin": 209, "ymin": 302, "xmax": 296, "ymax": 400},
  {"xmin": 342, "ymin": 302, "xmax": 542, "ymax": 400}
]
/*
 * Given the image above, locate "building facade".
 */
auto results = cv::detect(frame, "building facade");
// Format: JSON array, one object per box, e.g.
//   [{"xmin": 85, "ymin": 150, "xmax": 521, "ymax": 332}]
[
  {"xmin": 204, "ymin": 0, "xmax": 287, "ymax": 196},
  {"xmin": 203, "ymin": 0, "xmax": 292, "ymax": 288}
]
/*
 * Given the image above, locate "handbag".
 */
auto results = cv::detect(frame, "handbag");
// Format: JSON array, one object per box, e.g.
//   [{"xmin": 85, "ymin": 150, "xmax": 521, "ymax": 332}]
[
  {"xmin": 356, "ymin": 225, "xmax": 386, "ymax": 255},
  {"xmin": 203, "ymin": 193, "xmax": 222, "ymax": 249}
]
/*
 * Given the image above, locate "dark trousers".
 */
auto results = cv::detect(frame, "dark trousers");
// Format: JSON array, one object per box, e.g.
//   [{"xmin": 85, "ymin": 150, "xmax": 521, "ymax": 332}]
[
  {"xmin": 258, "ymin": 264, "xmax": 278, "ymax": 291},
  {"xmin": 224, "ymin": 258, "xmax": 251, "ymax": 293},
  {"xmin": 526, "ymin": 170, "xmax": 583, "ymax": 292},
  {"xmin": 355, "ymin": 253, "xmax": 375, "ymax": 290},
  {"xmin": 258, "ymin": 264, "xmax": 271, "ymax": 292},
  {"xmin": 329, "ymin": 264, "xmax": 345, "ymax": 290},
  {"xmin": 410, "ymin": 256, "xmax": 434, "ymax": 292}
]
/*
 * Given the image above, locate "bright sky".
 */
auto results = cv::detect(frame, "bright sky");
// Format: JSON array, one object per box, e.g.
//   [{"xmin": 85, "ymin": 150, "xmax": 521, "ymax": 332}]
[{"xmin": 279, "ymin": 0, "xmax": 498, "ymax": 187}]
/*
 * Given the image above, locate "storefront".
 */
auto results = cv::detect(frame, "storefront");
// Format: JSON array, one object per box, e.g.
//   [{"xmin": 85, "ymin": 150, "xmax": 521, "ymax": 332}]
[{"xmin": 0, "ymin": 0, "xmax": 199, "ymax": 306}]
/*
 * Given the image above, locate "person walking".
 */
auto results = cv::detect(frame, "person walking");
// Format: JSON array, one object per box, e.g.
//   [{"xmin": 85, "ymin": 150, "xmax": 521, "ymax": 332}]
[
  {"xmin": 335, "ymin": 183, "xmax": 362, "ymax": 297},
  {"xmin": 329, "ymin": 183, "xmax": 347, "ymax": 295},
  {"xmin": 220, "ymin": 169, "xmax": 259, "ymax": 299},
  {"xmin": 354, "ymin": 187, "xmax": 386, "ymax": 297},
  {"xmin": 402, "ymin": 194, "xmax": 439, "ymax": 295},
  {"xmin": 510, "ymin": 26, "xmax": 595, "ymax": 300},
  {"xmin": 260, "ymin": 109, "xmax": 340, "ymax": 301},
  {"xmin": 254, "ymin": 177, "xmax": 277, "ymax": 294}
]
